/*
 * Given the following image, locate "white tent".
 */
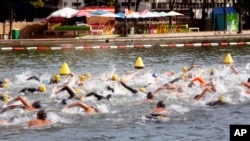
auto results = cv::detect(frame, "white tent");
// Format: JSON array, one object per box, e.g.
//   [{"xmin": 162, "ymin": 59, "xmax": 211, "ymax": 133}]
[{"xmin": 46, "ymin": 7, "xmax": 78, "ymax": 19}]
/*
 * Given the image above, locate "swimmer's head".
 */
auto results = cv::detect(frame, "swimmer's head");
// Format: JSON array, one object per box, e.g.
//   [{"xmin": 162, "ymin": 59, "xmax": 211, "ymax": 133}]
[
  {"xmin": 156, "ymin": 100, "xmax": 165, "ymax": 108},
  {"xmin": 218, "ymin": 96, "xmax": 224, "ymax": 102},
  {"xmin": 139, "ymin": 87, "xmax": 146, "ymax": 93},
  {"xmin": 1, "ymin": 83, "xmax": 9, "ymax": 88},
  {"xmin": 152, "ymin": 73, "xmax": 157, "ymax": 78},
  {"xmin": 37, "ymin": 110, "xmax": 47, "ymax": 120},
  {"xmin": 54, "ymin": 74, "xmax": 60, "ymax": 81},
  {"xmin": 194, "ymin": 94, "xmax": 202, "ymax": 100},
  {"xmin": 111, "ymin": 74, "xmax": 118, "ymax": 81},
  {"xmin": 0, "ymin": 93, "xmax": 11, "ymax": 103},
  {"xmin": 120, "ymin": 78, "xmax": 126, "ymax": 83},
  {"xmin": 183, "ymin": 66, "xmax": 188, "ymax": 73},
  {"xmin": 39, "ymin": 85, "xmax": 46, "ymax": 92},
  {"xmin": 146, "ymin": 92, "xmax": 154, "ymax": 99},
  {"xmin": 210, "ymin": 68, "xmax": 217, "ymax": 75},
  {"xmin": 79, "ymin": 75, "xmax": 86, "ymax": 82},
  {"xmin": 32, "ymin": 101, "xmax": 42, "ymax": 109},
  {"xmin": 84, "ymin": 73, "xmax": 91, "ymax": 79},
  {"xmin": 248, "ymin": 78, "xmax": 250, "ymax": 83}
]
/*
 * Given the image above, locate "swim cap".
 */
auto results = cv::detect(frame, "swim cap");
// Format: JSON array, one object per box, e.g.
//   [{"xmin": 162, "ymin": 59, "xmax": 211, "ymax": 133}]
[
  {"xmin": 218, "ymin": 96, "xmax": 224, "ymax": 102},
  {"xmin": 32, "ymin": 101, "xmax": 41, "ymax": 109},
  {"xmin": 1, "ymin": 83, "xmax": 9, "ymax": 88},
  {"xmin": 139, "ymin": 87, "xmax": 146, "ymax": 93},
  {"xmin": 54, "ymin": 74, "xmax": 60, "ymax": 81},
  {"xmin": 39, "ymin": 85, "xmax": 47, "ymax": 92},
  {"xmin": 247, "ymin": 78, "xmax": 250, "ymax": 83},
  {"xmin": 84, "ymin": 73, "xmax": 91, "ymax": 79},
  {"xmin": 37, "ymin": 110, "xmax": 47, "ymax": 119},
  {"xmin": 111, "ymin": 74, "xmax": 118, "ymax": 81},
  {"xmin": 152, "ymin": 73, "xmax": 157, "ymax": 78},
  {"xmin": 0, "ymin": 93, "xmax": 11, "ymax": 103},
  {"xmin": 146, "ymin": 92, "xmax": 154, "ymax": 99},
  {"xmin": 211, "ymin": 68, "xmax": 216, "ymax": 73},
  {"xmin": 183, "ymin": 67, "xmax": 188, "ymax": 72},
  {"xmin": 79, "ymin": 75, "xmax": 86, "ymax": 82},
  {"xmin": 157, "ymin": 100, "xmax": 165, "ymax": 108},
  {"xmin": 120, "ymin": 78, "xmax": 126, "ymax": 83}
]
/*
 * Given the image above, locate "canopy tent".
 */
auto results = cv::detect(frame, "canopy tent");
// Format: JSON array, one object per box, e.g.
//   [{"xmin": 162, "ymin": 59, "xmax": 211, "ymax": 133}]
[
  {"xmin": 139, "ymin": 10, "xmax": 160, "ymax": 18},
  {"xmin": 46, "ymin": 7, "xmax": 78, "ymax": 19},
  {"xmin": 166, "ymin": 11, "xmax": 184, "ymax": 16},
  {"xmin": 72, "ymin": 10, "xmax": 91, "ymax": 17},
  {"xmin": 210, "ymin": 7, "xmax": 238, "ymax": 31}
]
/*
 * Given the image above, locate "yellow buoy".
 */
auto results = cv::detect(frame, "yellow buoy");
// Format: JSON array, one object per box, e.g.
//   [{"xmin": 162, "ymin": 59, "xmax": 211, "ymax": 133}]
[
  {"xmin": 134, "ymin": 57, "xmax": 144, "ymax": 69},
  {"xmin": 224, "ymin": 53, "xmax": 233, "ymax": 64},
  {"xmin": 60, "ymin": 62, "xmax": 71, "ymax": 75}
]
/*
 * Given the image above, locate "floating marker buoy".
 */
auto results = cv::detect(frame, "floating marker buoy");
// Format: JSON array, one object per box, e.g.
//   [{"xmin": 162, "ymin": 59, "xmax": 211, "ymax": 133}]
[
  {"xmin": 60, "ymin": 62, "xmax": 71, "ymax": 75},
  {"xmin": 224, "ymin": 53, "xmax": 233, "ymax": 64},
  {"xmin": 134, "ymin": 57, "xmax": 144, "ymax": 69}
]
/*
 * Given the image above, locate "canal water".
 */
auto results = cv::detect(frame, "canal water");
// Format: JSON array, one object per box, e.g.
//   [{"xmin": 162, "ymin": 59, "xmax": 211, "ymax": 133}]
[{"xmin": 1, "ymin": 45, "xmax": 250, "ymax": 141}]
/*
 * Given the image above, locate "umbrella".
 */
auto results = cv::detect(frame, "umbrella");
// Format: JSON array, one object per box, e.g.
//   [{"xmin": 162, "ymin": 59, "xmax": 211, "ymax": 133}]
[
  {"xmin": 116, "ymin": 12, "xmax": 125, "ymax": 18},
  {"xmin": 126, "ymin": 12, "xmax": 140, "ymax": 18},
  {"xmin": 139, "ymin": 10, "xmax": 160, "ymax": 18},
  {"xmin": 90, "ymin": 9, "xmax": 109, "ymax": 16},
  {"xmin": 72, "ymin": 10, "xmax": 91, "ymax": 17},
  {"xmin": 166, "ymin": 11, "xmax": 184, "ymax": 16},
  {"xmin": 46, "ymin": 7, "xmax": 79, "ymax": 19},
  {"xmin": 159, "ymin": 11, "xmax": 169, "ymax": 17},
  {"xmin": 97, "ymin": 12, "xmax": 121, "ymax": 18}
]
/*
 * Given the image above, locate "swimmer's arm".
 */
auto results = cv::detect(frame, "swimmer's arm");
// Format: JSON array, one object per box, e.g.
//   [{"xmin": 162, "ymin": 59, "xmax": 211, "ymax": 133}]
[
  {"xmin": 231, "ymin": 66, "xmax": 239, "ymax": 74},
  {"xmin": 241, "ymin": 82, "xmax": 250, "ymax": 89},
  {"xmin": 66, "ymin": 101, "xmax": 90, "ymax": 111},
  {"xmin": 9, "ymin": 96, "xmax": 32, "ymax": 109}
]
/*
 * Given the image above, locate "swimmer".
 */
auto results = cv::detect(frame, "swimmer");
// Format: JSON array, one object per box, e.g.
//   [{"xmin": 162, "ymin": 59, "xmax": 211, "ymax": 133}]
[
  {"xmin": 194, "ymin": 82, "xmax": 216, "ymax": 101},
  {"xmin": 0, "ymin": 78, "xmax": 11, "ymax": 88},
  {"xmin": 240, "ymin": 78, "xmax": 250, "ymax": 94},
  {"xmin": 54, "ymin": 84, "xmax": 82, "ymax": 100},
  {"xmin": 153, "ymin": 77, "xmax": 183, "ymax": 95},
  {"xmin": 148, "ymin": 101, "xmax": 169, "ymax": 118},
  {"xmin": 63, "ymin": 101, "xmax": 98, "ymax": 115},
  {"xmin": 206, "ymin": 96, "xmax": 227, "ymax": 106},
  {"xmin": 28, "ymin": 110, "xmax": 54, "ymax": 128},
  {"xmin": 19, "ymin": 85, "xmax": 47, "ymax": 94},
  {"xmin": 2, "ymin": 96, "xmax": 42, "ymax": 112},
  {"xmin": 26, "ymin": 74, "xmax": 42, "ymax": 82},
  {"xmin": 143, "ymin": 92, "xmax": 154, "ymax": 102},
  {"xmin": 85, "ymin": 92, "xmax": 112, "ymax": 101},
  {"xmin": 49, "ymin": 74, "xmax": 61, "ymax": 84}
]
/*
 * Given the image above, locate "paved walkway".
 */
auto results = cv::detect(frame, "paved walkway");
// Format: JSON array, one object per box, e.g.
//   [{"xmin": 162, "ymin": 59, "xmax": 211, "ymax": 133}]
[{"xmin": 0, "ymin": 30, "xmax": 250, "ymax": 47}]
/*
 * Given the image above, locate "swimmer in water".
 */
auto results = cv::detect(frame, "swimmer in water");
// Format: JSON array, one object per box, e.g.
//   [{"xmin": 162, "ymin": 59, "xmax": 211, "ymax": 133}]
[
  {"xmin": 28, "ymin": 110, "xmax": 54, "ymax": 128},
  {"xmin": 206, "ymin": 96, "xmax": 227, "ymax": 106},
  {"xmin": 194, "ymin": 82, "xmax": 216, "ymax": 101},
  {"xmin": 63, "ymin": 101, "xmax": 98, "ymax": 115},
  {"xmin": 1, "ymin": 96, "xmax": 42, "ymax": 112},
  {"xmin": 148, "ymin": 101, "xmax": 169, "ymax": 118},
  {"xmin": 240, "ymin": 77, "xmax": 250, "ymax": 94},
  {"xmin": 19, "ymin": 85, "xmax": 47, "ymax": 94}
]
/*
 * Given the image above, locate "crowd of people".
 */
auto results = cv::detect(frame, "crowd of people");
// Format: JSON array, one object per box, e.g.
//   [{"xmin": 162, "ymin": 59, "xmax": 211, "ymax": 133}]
[{"xmin": 0, "ymin": 62, "xmax": 249, "ymax": 128}]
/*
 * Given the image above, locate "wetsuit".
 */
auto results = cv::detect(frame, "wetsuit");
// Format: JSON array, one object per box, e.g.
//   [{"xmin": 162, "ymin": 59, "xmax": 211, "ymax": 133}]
[
  {"xmin": 86, "ymin": 92, "xmax": 112, "ymax": 101},
  {"xmin": 20, "ymin": 88, "xmax": 39, "ymax": 94},
  {"xmin": 27, "ymin": 76, "xmax": 40, "ymax": 82}
]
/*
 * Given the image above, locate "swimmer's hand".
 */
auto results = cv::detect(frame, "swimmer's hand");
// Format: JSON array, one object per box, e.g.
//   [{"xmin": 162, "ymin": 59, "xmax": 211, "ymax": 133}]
[{"xmin": 62, "ymin": 106, "xmax": 69, "ymax": 112}]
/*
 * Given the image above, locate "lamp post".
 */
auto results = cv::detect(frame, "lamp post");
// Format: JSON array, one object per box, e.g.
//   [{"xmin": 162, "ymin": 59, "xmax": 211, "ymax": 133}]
[
  {"xmin": 237, "ymin": 0, "xmax": 242, "ymax": 34},
  {"xmin": 124, "ymin": 0, "xmax": 128, "ymax": 37}
]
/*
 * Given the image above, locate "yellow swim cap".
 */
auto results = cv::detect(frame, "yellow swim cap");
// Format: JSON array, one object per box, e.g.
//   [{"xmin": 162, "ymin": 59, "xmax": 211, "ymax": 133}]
[
  {"xmin": 79, "ymin": 75, "xmax": 86, "ymax": 82},
  {"xmin": 39, "ymin": 85, "xmax": 47, "ymax": 92},
  {"xmin": 183, "ymin": 66, "xmax": 188, "ymax": 72},
  {"xmin": 218, "ymin": 96, "xmax": 224, "ymax": 102},
  {"xmin": 84, "ymin": 73, "xmax": 91, "ymax": 79},
  {"xmin": 139, "ymin": 87, "xmax": 146, "ymax": 93},
  {"xmin": 120, "ymin": 78, "xmax": 126, "ymax": 83},
  {"xmin": 111, "ymin": 74, "xmax": 118, "ymax": 81},
  {"xmin": 1, "ymin": 93, "xmax": 11, "ymax": 103},
  {"xmin": 211, "ymin": 68, "xmax": 217, "ymax": 74},
  {"xmin": 1, "ymin": 83, "xmax": 9, "ymax": 88},
  {"xmin": 54, "ymin": 74, "xmax": 60, "ymax": 81}
]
